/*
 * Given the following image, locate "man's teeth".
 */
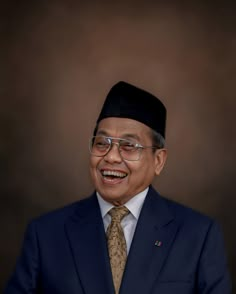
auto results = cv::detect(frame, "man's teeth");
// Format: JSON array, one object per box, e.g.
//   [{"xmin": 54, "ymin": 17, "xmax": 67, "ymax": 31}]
[{"xmin": 102, "ymin": 170, "xmax": 127, "ymax": 178}]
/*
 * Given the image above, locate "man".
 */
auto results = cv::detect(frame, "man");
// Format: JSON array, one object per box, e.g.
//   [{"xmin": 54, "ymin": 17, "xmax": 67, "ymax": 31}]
[{"xmin": 5, "ymin": 81, "xmax": 231, "ymax": 293}]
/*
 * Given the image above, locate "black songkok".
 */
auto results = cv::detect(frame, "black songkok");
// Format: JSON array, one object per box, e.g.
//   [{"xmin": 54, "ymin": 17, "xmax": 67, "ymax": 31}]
[{"xmin": 96, "ymin": 81, "xmax": 166, "ymax": 138}]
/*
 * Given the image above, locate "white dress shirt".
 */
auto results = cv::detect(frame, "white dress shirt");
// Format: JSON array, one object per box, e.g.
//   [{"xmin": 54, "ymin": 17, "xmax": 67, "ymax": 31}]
[{"xmin": 97, "ymin": 187, "xmax": 148, "ymax": 254}]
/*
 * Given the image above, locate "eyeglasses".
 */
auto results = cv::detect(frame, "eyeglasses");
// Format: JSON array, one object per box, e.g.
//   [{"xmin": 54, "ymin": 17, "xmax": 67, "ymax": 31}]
[{"xmin": 89, "ymin": 136, "xmax": 158, "ymax": 161}]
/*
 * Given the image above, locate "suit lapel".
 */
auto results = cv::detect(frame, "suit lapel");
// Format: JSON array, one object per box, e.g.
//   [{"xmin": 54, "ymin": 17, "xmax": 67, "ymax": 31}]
[
  {"xmin": 120, "ymin": 187, "xmax": 179, "ymax": 294},
  {"xmin": 65, "ymin": 194, "xmax": 115, "ymax": 294}
]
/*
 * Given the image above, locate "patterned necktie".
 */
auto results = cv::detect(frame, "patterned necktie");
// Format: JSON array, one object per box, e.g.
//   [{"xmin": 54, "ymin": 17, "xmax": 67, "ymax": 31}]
[{"xmin": 106, "ymin": 206, "xmax": 130, "ymax": 294}]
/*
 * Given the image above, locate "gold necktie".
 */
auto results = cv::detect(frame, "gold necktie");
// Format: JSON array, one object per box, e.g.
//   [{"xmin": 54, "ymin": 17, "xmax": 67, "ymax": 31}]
[{"xmin": 106, "ymin": 206, "xmax": 130, "ymax": 294}]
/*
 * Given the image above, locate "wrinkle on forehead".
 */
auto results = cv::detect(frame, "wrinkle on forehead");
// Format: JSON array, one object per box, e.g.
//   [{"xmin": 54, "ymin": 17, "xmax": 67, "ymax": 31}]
[{"xmin": 97, "ymin": 117, "xmax": 152, "ymax": 144}]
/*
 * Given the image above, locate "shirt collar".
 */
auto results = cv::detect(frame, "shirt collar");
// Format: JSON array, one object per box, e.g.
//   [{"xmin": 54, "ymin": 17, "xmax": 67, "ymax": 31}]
[{"xmin": 97, "ymin": 187, "xmax": 149, "ymax": 220}]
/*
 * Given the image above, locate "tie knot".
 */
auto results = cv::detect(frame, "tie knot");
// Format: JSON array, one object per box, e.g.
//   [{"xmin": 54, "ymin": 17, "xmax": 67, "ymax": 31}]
[{"xmin": 108, "ymin": 206, "xmax": 129, "ymax": 223}]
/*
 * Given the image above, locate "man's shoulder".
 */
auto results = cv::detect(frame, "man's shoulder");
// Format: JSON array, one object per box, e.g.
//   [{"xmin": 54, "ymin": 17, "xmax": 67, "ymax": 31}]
[
  {"xmin": 30, "ymin": 193, "xmax": 96, "ymax": 227},
  {"xmin": 150, "ymin": 187, "xmax": 215, "ymax": 227},
  {"xmin": 153, "ymin": 191, "xmax": 221, "ymax": 240},
  {"xmin": 165, "ymin": 196, "xmax": 213, "ymax": 225}
]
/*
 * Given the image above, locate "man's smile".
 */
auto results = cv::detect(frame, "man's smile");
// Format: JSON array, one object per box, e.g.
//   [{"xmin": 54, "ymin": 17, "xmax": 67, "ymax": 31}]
[{"xmin": 100, "ymin": 169, "xmax": 128, "ymax": 183}]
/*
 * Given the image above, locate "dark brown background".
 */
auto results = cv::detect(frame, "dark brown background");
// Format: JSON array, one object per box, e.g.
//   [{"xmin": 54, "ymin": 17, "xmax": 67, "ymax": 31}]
[{"xmin": 1, "ymin": 0, "xmax": 235, "ymax": 291}]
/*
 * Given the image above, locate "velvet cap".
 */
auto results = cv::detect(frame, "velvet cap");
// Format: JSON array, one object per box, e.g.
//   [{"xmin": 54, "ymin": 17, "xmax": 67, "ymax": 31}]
[{"xmin": 96, "ymin": 81, "xmax": 166, "ymax": 138}]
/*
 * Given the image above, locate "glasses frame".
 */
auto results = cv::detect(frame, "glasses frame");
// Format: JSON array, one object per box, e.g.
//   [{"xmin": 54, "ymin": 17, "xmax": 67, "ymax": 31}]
[{"xmin": 89, "ymin": 135, "xmax": 158, "ymax": 161}]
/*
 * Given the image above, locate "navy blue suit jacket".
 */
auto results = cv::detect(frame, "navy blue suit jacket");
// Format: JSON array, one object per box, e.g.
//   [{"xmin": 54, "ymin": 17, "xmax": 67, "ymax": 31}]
[{"xmin": 5, "ymin": 186, "xmax": 231, "ymax": 293}]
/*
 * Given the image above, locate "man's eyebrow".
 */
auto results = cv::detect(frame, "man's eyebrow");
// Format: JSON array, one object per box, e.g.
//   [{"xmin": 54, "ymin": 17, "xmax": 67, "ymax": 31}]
[
  {"xmin": 96, "ymin": 130, "xmax": 109, "ymax": 136},
  {"xmin": 96, "ymin": 130, "xmax": 141, "ymax": 141},
  {"xmin": 121, "ymin": 134, "xmax": 141, "ymax": 141}
]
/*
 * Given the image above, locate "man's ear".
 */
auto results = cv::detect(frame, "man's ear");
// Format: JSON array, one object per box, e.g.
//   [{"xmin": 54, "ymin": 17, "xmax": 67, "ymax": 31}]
[{"xmin": 154, "ymin": 148, "xmax": 167, "ymax": 176}]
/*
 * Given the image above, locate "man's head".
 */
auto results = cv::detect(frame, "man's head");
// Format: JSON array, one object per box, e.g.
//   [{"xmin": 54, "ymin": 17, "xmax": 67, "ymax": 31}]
[{"xmin": 89, "ymin": 81, "xmax": 167, "ymax": 205}]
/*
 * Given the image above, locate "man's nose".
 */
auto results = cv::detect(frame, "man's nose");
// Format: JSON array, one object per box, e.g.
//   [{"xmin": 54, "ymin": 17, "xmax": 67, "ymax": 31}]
[{"xmin": 104, "ymin": 143, "xmax": 122, "ymax": 163}]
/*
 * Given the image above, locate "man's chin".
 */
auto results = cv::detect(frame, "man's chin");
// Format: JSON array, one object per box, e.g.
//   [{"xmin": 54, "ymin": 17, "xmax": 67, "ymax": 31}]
[{"xmin": 98, "ymin": 190, "xmax": 129, "ymax": 205}]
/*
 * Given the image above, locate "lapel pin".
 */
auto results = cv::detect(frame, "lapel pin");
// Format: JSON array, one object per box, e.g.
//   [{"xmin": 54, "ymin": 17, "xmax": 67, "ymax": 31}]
[{"xmin": 155, "ymin": 240, "xmax": 162, "ymax": 247}]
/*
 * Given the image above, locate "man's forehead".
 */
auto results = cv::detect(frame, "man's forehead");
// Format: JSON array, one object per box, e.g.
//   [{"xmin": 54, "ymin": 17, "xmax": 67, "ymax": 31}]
[
  {"xmin": 96, "ymin": 129, "xmax": 141, "ymax": 141},
  {"xmin": 96, "ymin": 117, "xmax": 152, "ymax": 140}
]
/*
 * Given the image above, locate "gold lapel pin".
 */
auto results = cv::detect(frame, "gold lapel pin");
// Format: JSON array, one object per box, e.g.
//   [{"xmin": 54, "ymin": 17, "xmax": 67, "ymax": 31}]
[{"xmin": 155, "ymin": 240, "xmax": 162, "ymax": 247}]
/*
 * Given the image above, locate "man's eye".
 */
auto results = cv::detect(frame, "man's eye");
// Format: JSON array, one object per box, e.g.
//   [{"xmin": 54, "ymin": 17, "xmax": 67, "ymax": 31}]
[
  {"xmin": 96, "ymin": 142, "xmax": 108, "ymax": 146},
  {"xmin": 120, "ymin": 143, "xmax": 136, "ymax": 152},
  {"xmin": 94, "ymin": 140, "xmax": 109, "ymax": 148}
]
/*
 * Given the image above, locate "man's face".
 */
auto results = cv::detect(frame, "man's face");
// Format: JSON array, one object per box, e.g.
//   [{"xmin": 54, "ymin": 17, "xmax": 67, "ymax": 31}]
[{"xmin": 89, "ymin": 117, "xmax": 167, "ymax": 205}]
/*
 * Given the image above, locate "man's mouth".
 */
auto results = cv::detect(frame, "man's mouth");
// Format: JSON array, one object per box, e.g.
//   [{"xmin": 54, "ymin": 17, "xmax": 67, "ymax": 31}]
[{"xmin": 101, "ymin": 170, "xmax": 128, "ymax": 180}]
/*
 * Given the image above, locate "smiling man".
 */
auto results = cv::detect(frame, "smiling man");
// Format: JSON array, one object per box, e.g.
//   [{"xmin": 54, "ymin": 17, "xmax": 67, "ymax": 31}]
[
  {"xmin": 90, "ymin": 117, "xmax": 166, "ymax": 205},
  {"xmin": 5, "ymin": 81, "xmax": 231, "ymax": 293}
]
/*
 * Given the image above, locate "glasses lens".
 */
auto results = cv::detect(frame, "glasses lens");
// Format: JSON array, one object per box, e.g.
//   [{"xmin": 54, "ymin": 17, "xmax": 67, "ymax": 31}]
[
  {"xmin": 89, "ymin": 136, "xmax": 141, "ymax": 161},
  {"xmin": 119, "ymin": 140, "xmax": 140, "ymax": 161},
  {"xmin": 89, "ymin": 136, "xmax": 111, "ymax": 156}
]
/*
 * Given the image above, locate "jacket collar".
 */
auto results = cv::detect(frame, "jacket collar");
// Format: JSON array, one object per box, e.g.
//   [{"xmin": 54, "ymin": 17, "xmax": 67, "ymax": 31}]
[
  {"xmin": 65, "ymin": 187, "xmax": 178, "ymax": 294},
  {"xmin": 65, "ymin": 193, "xmax": 115, "ymax": 294}
]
